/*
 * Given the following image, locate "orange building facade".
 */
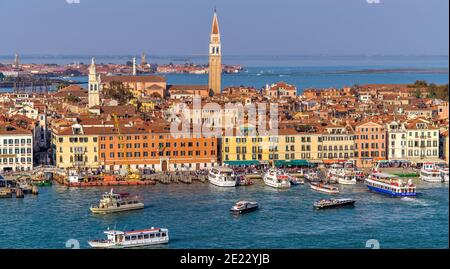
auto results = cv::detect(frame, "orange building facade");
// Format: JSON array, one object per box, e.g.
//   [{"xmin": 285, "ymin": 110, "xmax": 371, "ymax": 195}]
[
  {"xmin": 98, "ymin": 126, "xmax": 218, "ymax": 172},
  {"xmin": 354, "ymin": 121, "xmax": 387, "ymax": 168}
]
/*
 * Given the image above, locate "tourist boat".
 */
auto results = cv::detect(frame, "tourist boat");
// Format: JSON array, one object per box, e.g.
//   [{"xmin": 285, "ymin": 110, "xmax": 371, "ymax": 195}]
[
  {"xmin": 208, "ymin": 167, "xmax": 238, "ymax": 187},
  {"xmin": 313, "ymin": 198, "xmax": 356, "ymax": 209},
  {"xmin": 263, "ymin": 168, "xmax": 291, "ymax": 188},
  {"xmin": 230, "ymin": 201, "xmax": 259, "ymax": 214},
  {"xmin": 327, "ymin": 164, "xmax": 357, "ymax": 185},
  {"xmin": 88, "ymin": 227, "xmax": 169, "ymax": 248},
  {"xmin": 90, "ymin": 189, "xmax": 144, "ymax": 214},
  {"xmin": 365, "ymin": 171, "xmax": 416, "ymax": 197},
  {"xmin": 68, "ymin": 169, "xmax": 81, "ymax": 183},
  {"xmin": 310, "ymin": 182, "xmax": 339, "ymax": 194},
  {"xmin": 304, "ymin": 170, "xmax": 321, "ymax": 182},
  {"xmin": 420, "ymin": 163, "xmax": 443, "ymax": 183}
]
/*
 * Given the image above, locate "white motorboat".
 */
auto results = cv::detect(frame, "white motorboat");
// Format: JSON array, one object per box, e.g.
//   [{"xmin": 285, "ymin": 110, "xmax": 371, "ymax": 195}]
[
  {"xmin": 310, "ymin": 182, "xmax": 339, "ymax": 194},
  {"xmin": 420, "ymin": 163, "xmax": 444, "ymax": 182},
  {"xmin": 230, "ymin": 201, "xmax": 259, "ymax": 214},
  {"xmin": 208, "ymin": 166, "xmax": 238, "ymax": 187},
  {"xmin": 263, "ymin": 168, "xmax": 291, "ymax": 189},
  {"xmin": 88, "ymin": 227, "xmax": 169, "ymax": 248}
]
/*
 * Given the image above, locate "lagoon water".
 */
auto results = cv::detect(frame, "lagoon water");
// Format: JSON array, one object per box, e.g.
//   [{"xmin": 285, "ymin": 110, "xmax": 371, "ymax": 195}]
[{"xmin": 0, "ymin": 180, "xmax": 448, "ymax": 249}]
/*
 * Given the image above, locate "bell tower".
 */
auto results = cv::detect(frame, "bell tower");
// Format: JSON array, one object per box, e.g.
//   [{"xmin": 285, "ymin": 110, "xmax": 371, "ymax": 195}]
[
  {"xmin": 208, "ymin": 9, "xmax": 222, "ymax": 95},
  {"xmin": 88, "ymin": 57, "xmax": 100, "ymax": 108}
]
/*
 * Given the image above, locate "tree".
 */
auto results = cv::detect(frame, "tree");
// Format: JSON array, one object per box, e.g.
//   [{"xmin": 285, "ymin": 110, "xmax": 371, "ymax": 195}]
[
  {"xmin": 103, "ymin": 81, "xmax": 134, "ymax": 105},
  {"xmin": 56, "ymin": 82, "xmax": 70, "ymax": 90}
]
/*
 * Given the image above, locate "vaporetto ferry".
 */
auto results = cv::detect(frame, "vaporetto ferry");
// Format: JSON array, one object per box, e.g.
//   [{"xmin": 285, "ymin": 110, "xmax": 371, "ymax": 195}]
[{"xmin": 365, "ymin": 171, "xmax": 417, "ymax": 197}]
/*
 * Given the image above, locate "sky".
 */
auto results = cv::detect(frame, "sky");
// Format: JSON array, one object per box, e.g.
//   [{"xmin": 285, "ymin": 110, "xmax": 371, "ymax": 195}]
[{"xmin": 0, "ymin": 0, "xmax": 448, "ymax": 56}]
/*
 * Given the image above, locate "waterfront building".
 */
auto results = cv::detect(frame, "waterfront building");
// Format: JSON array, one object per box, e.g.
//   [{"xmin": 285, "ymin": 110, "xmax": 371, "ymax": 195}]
[
  {"xmin": 98, "ymin": 125, "xmax": 218, "ymax": 172},
  {"xmin": 88, "ymin": 58, "xmax": 101, "ymax": 108},
  {"xmin": 52, "ymin": 124, "xmax": 100, "ymax": 169},
  {"xmin": 0, "ymin": 124, "xmax": 33, "ymax": 172},
  {"xmin": 317, "ymin": 125, "xmax": 355, "ymax": 164},
  {"xmin": 387, "ymin": 118, "xmax": 440, "ymax": 163},
  {"xmin": 208, "ymin": 10, "xmax": 222, "ymax": 95},
  {"xmin": 354, "ymin": 121, "xmax": 386, "ymax": 168}
]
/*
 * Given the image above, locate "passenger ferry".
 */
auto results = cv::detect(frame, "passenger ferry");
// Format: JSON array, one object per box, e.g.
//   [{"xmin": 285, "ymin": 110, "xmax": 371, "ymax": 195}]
[
  {"xmin": 208, "ymin": 167, "xmax": 238, "ymax": 187},
  {"xmin": 310, "ymin": 182, "xmax": 339, "ymax": 194},
  {"xmin": 263, "ymin": 168, "xmax": 291, "ymax": 189},
  {"xmin": 420, "ymin": 163, "xmax": 443, "ymax": 183},
  {"xmin": 90, "ymin": 189, "xmax": 144, "ymax": 214},
  {"xmin": 365, "ymin": 171, "xmax": 417, "ymax": 197},
  {"xmin": 88, "ymin": 227, "xmax": 169, "ymax": 248}
]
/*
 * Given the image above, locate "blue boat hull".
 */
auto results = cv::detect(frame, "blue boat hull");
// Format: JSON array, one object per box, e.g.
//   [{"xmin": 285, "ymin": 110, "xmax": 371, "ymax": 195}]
[{"xmin": 367, "ymin": 185, "xmax": 417, "ymax": 197}]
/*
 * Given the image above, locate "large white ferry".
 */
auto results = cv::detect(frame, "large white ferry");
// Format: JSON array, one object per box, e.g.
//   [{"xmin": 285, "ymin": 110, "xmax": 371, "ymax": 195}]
[
  {"xmin": 365, "ymin": 171, "xmax": 417, "ymax": 197},
  {"xmin": 208, "ymin": 167, "xmax": 238, "ymax": 187},
  {"xmin": 420, "ymin": 163, "xmax": 444, "ymax": 183},
  {"xmin": 263, "ymin": 168, "xmax": 291, "ymax": 189},
  {"xmin": 88, "ymin": 227, "xmax": 169, "ymax": 248}
]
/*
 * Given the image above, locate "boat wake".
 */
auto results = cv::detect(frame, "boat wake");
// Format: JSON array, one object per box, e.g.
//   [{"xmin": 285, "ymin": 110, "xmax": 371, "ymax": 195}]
[{"xmin": 400, "ymin": 197, "xmax": 432, "ymax": 206}]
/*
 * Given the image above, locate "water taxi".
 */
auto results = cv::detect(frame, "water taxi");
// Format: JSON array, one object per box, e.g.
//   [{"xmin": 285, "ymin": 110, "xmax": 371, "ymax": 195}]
[
  {"xmin": 208, "ymin": 167, "xmax": 238, "ymax": 187},
  {"xmin": 420, "ymin": 163, "xmax": 443, "ymax": 182},
  {"xmin": 310, "ymin": 182, "xmax": 339, "ymax": 194},
  {"xmin": 365, "ymin": 171, "xmax": 416, "ymax": 197},
  {"xmin": 230, "ymin": 201, "xmax": 259, "ymax": 214},
  {"xmin": 88, "ymin": 227, "xmax": 169, "ymax": 248},
  {"xmin": 263, "ymin": 168, "xmax": 291, "ymax": 188},
  {"xmin": 90, "ymin": 189, "xmax": 144, "ymax": 214},
  {"xmin": 314, "ymin": 198, "xmax": 355, "ymax": 209}
]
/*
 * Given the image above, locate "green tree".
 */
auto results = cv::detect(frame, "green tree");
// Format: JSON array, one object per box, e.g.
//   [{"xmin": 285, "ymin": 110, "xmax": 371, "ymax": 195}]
[{"xmin": 103, "ymin": 81, "xmax": 134, "ymax": 105}]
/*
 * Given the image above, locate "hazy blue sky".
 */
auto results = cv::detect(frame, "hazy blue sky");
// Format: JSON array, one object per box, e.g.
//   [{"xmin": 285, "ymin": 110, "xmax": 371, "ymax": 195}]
[{"xmin": 0, "ymin": 0, "xmax": 448, "ymax": 56}]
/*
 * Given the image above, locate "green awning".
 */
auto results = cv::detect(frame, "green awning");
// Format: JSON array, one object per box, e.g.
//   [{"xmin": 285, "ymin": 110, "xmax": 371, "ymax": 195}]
[
  {"xmin": 275, "ymin": 160, "xmax": 309, "ymax": 167},
  {"xmin": 224, "ymin": 160, "xmax": 260, "ymax": 166}
]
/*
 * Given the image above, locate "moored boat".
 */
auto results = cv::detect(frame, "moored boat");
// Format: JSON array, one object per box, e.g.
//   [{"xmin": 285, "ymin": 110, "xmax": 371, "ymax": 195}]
[
  {"xmin": 310, "ymin": 182, "xmax": 339, "ymax": 194},
  {"xmin": 230, "ymin": 201, "xmax": 259, "ymax": 214},
  {"xmin": 290, "ymin": 176, "xmax": 305, "ymax": 185},
  {"xmin": 314, "ymin": 198, "xmax": 355, "ymax": 209},
  {"xmin": 88, "ymin": 227, "xmax": 169, "ymax": 248},
  {"xmin": 365, "ymin": 171, "xmax": 416, "ymax": 197},
  {"xmin": 90, "ymin": 189, "xmax": 144, "ymax": 214},
  {"xmin": 208, "ymin": 167, "xmax": 238, "ymax": 187},
  {"xmin": 420, "ymin": 163, "xmax": 443, "ymax": 182},
  {"xmin": 0, "ymin": 188, "xmax": 12, "ymax": 198},
  {"xmin": 263, "ymin": 168, "xmax": 291, "ymax": 189},
  {"xmin": 440, "ymin": 168, "xmax": 449, "ymax": 182}
]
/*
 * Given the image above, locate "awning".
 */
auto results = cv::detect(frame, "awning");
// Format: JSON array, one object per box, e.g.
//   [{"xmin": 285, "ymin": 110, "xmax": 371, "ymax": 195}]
[
  {"xmin": 224, "ymin": 160, "xmax": 260, "ymax": 166},
  {"xmin": 275, "ymin": 160, "xmax": 310, "ymax": 167}
]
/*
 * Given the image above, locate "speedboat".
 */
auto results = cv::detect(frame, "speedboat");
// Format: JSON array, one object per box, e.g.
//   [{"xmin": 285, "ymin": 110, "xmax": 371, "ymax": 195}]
[
  {"xmin": 263, "ymin": 168, "xmax": 291, "ymax": 188},
  {"xmin": 230, "ymin": 201, "xmax": 259, "ymax": 214},
  {"xmin": 314, "ymin": 198, "xmax": 355, "ymax": 209},
  {"xmin": 310, "ymin": 182, "xmax": 339, "ymax": 194},
  {"xmin": 208, "ymin": 167, "xmax": 238, "ymax": 187},
  {"xmin": 420, "ymin": 163, "xmax": 443, "ymax": 182},
  {"xmin": 90, "ymin": 189, "xmax": 144, "ymax": 214},
  {"xmin": 365, "ymin": 170, "xmax": 416, "ymax": 197},
  {"xmin": 88, "ymin": 227, "xmax": 169, "ymax": 248}
]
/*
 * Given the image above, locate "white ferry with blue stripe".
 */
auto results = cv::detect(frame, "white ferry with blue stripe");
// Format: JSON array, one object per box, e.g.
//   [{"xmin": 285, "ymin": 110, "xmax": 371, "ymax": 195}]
[{"xmin": 365, "ymin": 170, "xmax": 417, "ymax": 197}]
